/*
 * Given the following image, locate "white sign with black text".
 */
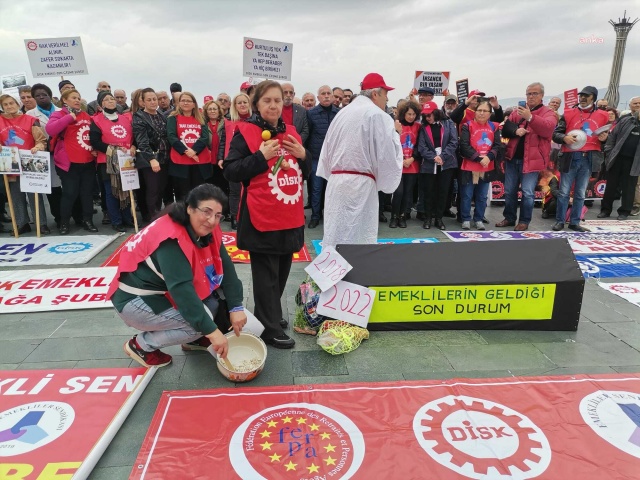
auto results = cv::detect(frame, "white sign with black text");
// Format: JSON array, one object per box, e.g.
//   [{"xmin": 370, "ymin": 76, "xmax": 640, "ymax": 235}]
[
  {"xmin": 24, "ymin": 36, "xmax": 88, "ymax": 78},
  {"xmin": 242, "ymin": 37, "xmax": 293, "ymax": 81},
  {"xmin": 18, "ymin": 150, "xmax": 51, "ymax": 194},
  {"xmin": 316, "ymin": 280, "xmax": 376, "ymax": 328},
  {"xmin": 117, "ymin": 150, "xmax": 139, "ymax": 191}
]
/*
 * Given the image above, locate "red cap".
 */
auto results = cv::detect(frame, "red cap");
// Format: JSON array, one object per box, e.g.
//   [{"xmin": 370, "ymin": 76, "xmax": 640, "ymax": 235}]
[
  {"xmin": 360, "ymin": 73, "xmax": 394, "ymax": 91},
  {"xmin": 421, "ymin": 101, "xmax": 438, "ymax": 115},
  {"xmin": 203, "ymin": 95, "xmax": 213, "ymax": 103},
  {"xmin": 469, "ymin": 89, "xmax": 486, "ymax": 97},
  {"xmin": 240, "ymin": 81, "xmax": 252, "ymax": 91}
]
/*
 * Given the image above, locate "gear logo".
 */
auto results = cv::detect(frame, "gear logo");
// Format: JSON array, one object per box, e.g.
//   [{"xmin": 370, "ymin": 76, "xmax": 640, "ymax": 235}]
[
  {"xmin": 459, "ymin": 233, "xmax": 483, "ymax": 239},
  {"xmin": 76, "ymin": 125, "xmax": 92, "ymax": 150},
  {"xmin": 489, "ymin": 232, "xmax": 512, "ymax": 240},
  {"xmin": 180, "ymin": 128, "xmax": 199, "ymax": 146},
  {"xmin": 521, "ymin": 233, "xmax": 544, "ymax": 239},
  {"xmin": 222, "ymin": 234, "xmax": 236, "ymax": 245},
  {"xmin": 594, "ymin": 180, "xmax": 607, "ymax": 197},
  {"xmin": 578, "ymin": 261, "xmax": 599, "ymax": 276},
  {"xmin": 268, "ymin": 161, "xmax": 302, "ymax": 205},
  {"xmin": 229, "ymin": 403, "xmax": 364, "ymax": 479},
  {"xmin": 27, "ymin": 41, "xmax": 38, "ymax": 51},
  {"xmin": 48, "ymin": 242, "xmax": 92, "ymax": 255},
  {"xmin": 413, "ymin": 395, "xmax": 551, "ymax": 479},
  {"xmin": 0, "ymin": 402, "xmax": 75, "ymax": 456},
  {"xmin": 580, "ymin": 390, "xmax": 640, "ymax": 458},
  {"xmin": 110, "ymin": 124, "xmax": 127, "ymax": 139},
  {"xmin": 610, "ymin": 284, "xmax": 640, "ymax": 295}
]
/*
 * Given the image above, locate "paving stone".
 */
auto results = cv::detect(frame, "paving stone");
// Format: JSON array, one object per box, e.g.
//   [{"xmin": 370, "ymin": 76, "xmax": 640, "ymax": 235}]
[
  {"xmin": 75, "ymin": 359, "xmax": 134, "ymax": 369},
  {"xmin": 477, "ymin": 329, "xmax": 579, "ymax": 344},
  {"xmin": 49, "ymin": 317, "xmax": 138, "ymax": 338},
  {"xmin": 440, "ymin": 344, "xmax": 556, "ymax": 371},
  {"xmin": 0, "ymin": 340, "xmax": 43, "ymax": 364},
  {"xmin": 235, "ymin": 348, "xmax": 293, "ymax": 388},
  {"xmin": 24, "ymin": 336, "xmax": 131, "ymax": 362},
  {"xmin": 291, "ymin": 332, "xmax": 321, "ymax": 351},
  {"xmin": 178, "ymin": 354, "xmax": 233, "ymax": 389},
  {"xmin": 403, "ymin": 370, "xmax": 515, "ymax": 381},
  {"xmin": 0, "ymin": 364, "xmax": 19, "ymax": 370},
  {"xmin": 17, "ymin": 361, "xmax": 78, "ymax": 370},
  {"xmin": 534, "ymin": 342, "xmax": 640, "ymax": 367},
  {"xmin": 607, "ymin": 301, "xmax": 640, "ymax": 321},
  {"xmin": 295, "ymin": 373, "xmax": 404, "ymax": 385},
  {"xmin": 292, "ymin": 350, "xmax": 348, "ymax": 377},
  {"xmin": 597, "ymin": 322, "xmax": 640, "ymax": 350},
  {"xmin": 611, "ymin": 366, "xmax": 640, "ymax": 374},
  {"xmin": 535, "ymin": 366, "xmax": 618, "ymax": 376},
  {"xmin": 345, "ymin": 346, "xmax": 454, "ymax": 375},
  {"xmin": 366, "ymin": 330, "xmax": 487, "ymax": 348},
  {"xmin": 0, "ymin": 318, "xmax": 66, "ymax": 340},
  {"xmin": 582, "ymin": 298, "xmax": 631, "ymax": 323}
]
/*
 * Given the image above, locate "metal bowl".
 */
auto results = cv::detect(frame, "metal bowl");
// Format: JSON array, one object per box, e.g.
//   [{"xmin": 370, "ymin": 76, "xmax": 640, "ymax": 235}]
[
  {"xmin": 210, "ymin": 332, "xmax": 267, "ymax": 383},
  {"xmin": 567, "ymin": 129, "xmax": 587, "ymax": 150}
]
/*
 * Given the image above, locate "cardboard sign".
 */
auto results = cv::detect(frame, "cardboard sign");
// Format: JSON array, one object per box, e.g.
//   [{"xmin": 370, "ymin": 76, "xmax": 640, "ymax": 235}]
[
  {"xmin": 0, "ymin": 367, "xmax": 150, "ymax": 480},
  {"xmin": 23, "ymin": 37, "xmax": 88, "ymax": 78},
  {"xmin": 117, "ymin": 150, "xmax": 139, "ymax": 191},
  {"xmin": 413, "ymin": 71, "xmax": 450, "ymax": 96},
  {"xmin": 317, "ymin": 280, "xmax": 376, "ymax": 328},
  {"xmin": 18, "ymin": 150, "xmax": 51, "ymax": 194},
  {"xmin": 564, "ymin": 88, "xmax": 579, "ymax": 110},
  {"xmin": 131, "ymin": 375, "xmax": 640, "ymax": 479},
  {"xmin": 0, "ymin": 234, "xmax": 120, "ymax": 265},
  {"xmin": 304, "ymin": 246, "xmax": 352, "ymax": 292},
  {"xmin": 242, "ymin": 37, "xmax": 293, "ymax": 81},
  {"xmin": 455, "ymin": 78, "xmax": 469, "ymax": 104},
  {"xmin": 0, "ymin": 146, "xmax": 20, "ymax": 174},
  {"xmin": 0, "ymin": 267, "xmax": 116, "ymax": 313}
]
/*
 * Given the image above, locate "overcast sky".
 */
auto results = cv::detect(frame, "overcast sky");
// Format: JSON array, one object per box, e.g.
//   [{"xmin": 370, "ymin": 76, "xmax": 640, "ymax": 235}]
[{"xmin": 1, "ymin": 0, "xmax": 639, "ymax": 106}]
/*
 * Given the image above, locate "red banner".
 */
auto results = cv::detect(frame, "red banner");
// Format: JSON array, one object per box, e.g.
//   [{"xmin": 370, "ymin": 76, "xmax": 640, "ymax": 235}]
[
  {"xmin": 132, "ymin": 375, "xmax": 640, "ymax": 479},
  {"xmin": 564, "ymin": 88, "xmax": 579, "ymax": 111},
  {"xmin": 0, "ymin": 368, "xmax": 148, "ymax": 479},
  {"xmin": 102, "ymin": 232, "xmax": 311, "ymax": 267}
]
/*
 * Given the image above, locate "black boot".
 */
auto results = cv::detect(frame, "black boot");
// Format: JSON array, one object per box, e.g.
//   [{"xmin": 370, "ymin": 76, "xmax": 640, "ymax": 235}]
[
  {"xmin": 379, "ymin": 212, "xmax": 387, "ymax": 223},
  {"xmin": 389, "ymin": 215, "xmax": 398, "ymax": 228},
  {"xmin": 82, "ymin": 220, "xmax": 98, "ymax": 232},
  {"xmin": 423, "ymin": 218, "xmax": 432, "ymax": 229},
  {"xmin": 59, "ymin": 222, "xmax": 70, "ymax": 235},
  {"xmin": 398, "ymin": 215, "xmax": 407, "ymax": 228},
  {"xmin": 231, "ymin": 217, "xmax": 238, "ymax": 230}
]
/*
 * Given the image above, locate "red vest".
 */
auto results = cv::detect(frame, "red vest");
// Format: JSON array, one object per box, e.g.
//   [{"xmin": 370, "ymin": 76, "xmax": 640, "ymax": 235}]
[
  {"xmin": 0, "ymin": 115, "xmax": 37, "ymax": 150},
  {"xmin": 223, "ymin": 119, "xmax": 237, "ymax": 158},
  {"xmin": 106, "ymin": 215, "xmax": 224, "ymax": 303},
  {"xmin": 92, "ymin": 113, "xmax": 133, "ymax": 164},
  {"xmin": 208, "ymin": 121, "xmax": 220, "ymax": 163},
  {"xmin": 461, "ymin": 121, "xmax": 497, "ymax": 172},
  {"xmin": 170, "ymin": 115, "xmax": 211, "ymax": 165},
  {"xmin": 64, "ymin": 112, "xmax": 94, "ymax": 163},
  {"xmin": 236, "ymin": 122, "xmax": 305, "ymax": 232},
  {"xmin": 400, "ymin": 123, "xmax": 420, "ymax": 174},
  {"xmin": 457, "ymin": 108, "xmax": 476, "ymax": 133},
  {"xmin": 561, "ymin": 107, "xmax": 610, "ymax": 153}
]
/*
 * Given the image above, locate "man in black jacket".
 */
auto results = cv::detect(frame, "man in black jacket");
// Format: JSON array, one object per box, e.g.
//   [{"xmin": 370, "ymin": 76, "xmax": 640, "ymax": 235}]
[{"xmin": 282, "ymin": 83, "xmax": 309, "ymax": 144}]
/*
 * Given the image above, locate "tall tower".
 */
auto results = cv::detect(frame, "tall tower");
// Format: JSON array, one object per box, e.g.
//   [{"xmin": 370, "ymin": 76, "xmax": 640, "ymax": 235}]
[{"xmin": 604, "ymin": 11, "xmax": 637, "ymax": 108}]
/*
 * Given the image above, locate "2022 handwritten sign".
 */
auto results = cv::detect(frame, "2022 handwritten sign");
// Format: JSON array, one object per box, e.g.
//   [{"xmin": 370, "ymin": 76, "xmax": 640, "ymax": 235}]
[
  {"xmin": 317, "ymin": 280, "xmax": 376, "ymax": 328},
  {"xmin": 304, "ymin": 246, "xmax": 352, "ymax": 292}
]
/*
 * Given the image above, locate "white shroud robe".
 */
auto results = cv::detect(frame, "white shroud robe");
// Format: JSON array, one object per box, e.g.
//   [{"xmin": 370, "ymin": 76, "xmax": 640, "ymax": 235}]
[{"xmin": 317, "ymin": 95, "xmax": 403, "ymax": 249}]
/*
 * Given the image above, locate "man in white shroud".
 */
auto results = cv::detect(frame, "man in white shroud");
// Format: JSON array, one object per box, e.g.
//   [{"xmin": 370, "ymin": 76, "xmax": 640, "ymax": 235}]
[{"xmin": 317, "ymin": 73, "xmax": 403, "ymax": 249}]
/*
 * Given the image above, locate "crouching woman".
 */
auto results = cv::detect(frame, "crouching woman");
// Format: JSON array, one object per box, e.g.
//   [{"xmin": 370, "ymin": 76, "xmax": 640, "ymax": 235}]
[{"xmin": 107, "ymin": 184, "xmax": 247, "ymax": 367}]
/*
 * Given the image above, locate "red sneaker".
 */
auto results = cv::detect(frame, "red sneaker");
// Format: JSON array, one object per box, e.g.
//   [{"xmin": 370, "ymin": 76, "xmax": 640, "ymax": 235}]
[
  {"xmin": 181, "ymin": 336, "xmax": 212, "ymax": 351},
  {"xmin": 124, "ymin": 336, "xmax": 172, "ymax": 367}
]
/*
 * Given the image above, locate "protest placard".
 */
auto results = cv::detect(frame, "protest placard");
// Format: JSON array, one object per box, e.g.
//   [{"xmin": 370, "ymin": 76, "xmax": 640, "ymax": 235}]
[
  {"xmin": 243, "ymin": 37, "xmax": 293, "ymax": 81},
  {"xmin": 24, "ymin": 36, "xmax": 88, "ymax": 78},
  {"xmin": 117, "ymin": 150, "xmax": 139, "ymax": 191},
  {"xmin": 18, "ymin": 150, "xmax": 51, "ymax": 194},
  {"xmin": 1, "ymin": 72, "xmax": 28, "ymax": 97},
  {"xmin": 413, "ymin": 71, "xmax": 450, "ymax": 96},
  {"xmin": 0, "ymin": 146, "xmax": 20, "ymax": 174},
  {"xmin": 456, "ymin": 78, "xmax": 469, "ymax": 104}
]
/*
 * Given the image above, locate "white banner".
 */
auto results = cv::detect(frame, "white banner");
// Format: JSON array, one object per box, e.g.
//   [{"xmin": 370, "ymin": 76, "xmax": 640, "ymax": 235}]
[
  {"xmin": 0, "ymin": 234, "xmax": 121, "ymax": 265},
  {"xmin": 569, "ymin": 239, "xmax": 640, "ymax": 254},
  {"xmin": 599, "ymin": 282, "xmax": 640, "ymax": 308},
  {"xmin": 413, "ymin": 71, "xmax": 451, "ymax": 96},
  {"xmin": 1, "ymin": 72, "xmax": 28, "ymax": 97},
  {"xmin": 18, "ymin": 149, "xmax": 51, "ymax": 193},
  {"xmin": 117, "ymin": 150, "xmax": 139, "ymax": 191},
  {"xmin": 0, "ymin": 267, "xmax": 116, "ymax": 313},
  {"xmin": 242, "ymin": 37, "xmax": 293, "ymax": 81},
  {"xmin": 24, "ymin": 36, "xmax": 88, "ymax": 78},
  {"xmin": 582, "ymin": 220, "xmax": 640, "ymax": 233},
  {"xmin": 0, "ymin": 146, "xmax": 20, "ymax": 174}
]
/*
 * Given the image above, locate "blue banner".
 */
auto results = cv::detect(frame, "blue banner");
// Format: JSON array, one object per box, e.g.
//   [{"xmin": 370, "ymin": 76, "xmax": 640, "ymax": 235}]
[
  {"xmin": 576, "ymin": 253, "xmax": 640, "ymax": 278},
  {"xmin": 312, "ymin": 238, "xmax": 439, "ymax": 255}
]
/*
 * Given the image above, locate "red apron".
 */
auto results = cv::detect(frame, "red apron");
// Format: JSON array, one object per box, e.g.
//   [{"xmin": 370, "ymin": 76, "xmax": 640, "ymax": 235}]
[
  {"xmin": 92, "ymin": 113, "xmax": 133, "ymax": 164},
  {"xmin": 209, "ymin": 121, "xmax": 220, "ymax": 163},
  {"xmin": 0, "ymin": 114, "xmax": 37, "ymax": 150},
  {"xmin": 64, "ymin": 112, "xmax": 94, "ymax": 163},
  {"xmin": 461, "ymin": 121, "xmax": 497, "ymax": 172},
  {"xmin": 561, "ymin": 108, "xmax": 610, "ymax": 153},
  {"xmin": 235, "ymin": 122, "xmax": 305, "ymax": 232},
  {"xmin": 107, "ymin": 215, "xmax": 224, "ymax": 304},
  {"xmin": 171, "ymin": 115, "xmax": 211, "ymax": 165},
  {"xmin": 400, "ymin": 123, "xmax": 420, "ymax": 174}
]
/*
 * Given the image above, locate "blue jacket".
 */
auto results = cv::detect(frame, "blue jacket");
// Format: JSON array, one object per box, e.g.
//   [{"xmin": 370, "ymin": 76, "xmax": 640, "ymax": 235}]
[
  {"xmin": 306, "ymin": 104, "xmax": 340, "ymax": 162},
  {"xmin": 417, "ymin": 119, "xmax": 459, "ymax": 172}
]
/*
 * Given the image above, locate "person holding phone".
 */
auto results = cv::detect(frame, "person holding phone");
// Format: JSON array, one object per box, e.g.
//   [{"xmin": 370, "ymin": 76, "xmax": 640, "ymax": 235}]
[{"xmin": 496, "ymin": 82, "xmax": 557, "ymax": 231}]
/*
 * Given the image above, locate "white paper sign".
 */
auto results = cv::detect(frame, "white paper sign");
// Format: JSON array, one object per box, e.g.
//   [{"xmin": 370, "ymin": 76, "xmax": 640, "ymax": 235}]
[
  {"xmin": 242, "ymin": 37, "xmax": 293, "ymax": 81},
  {"xmin": 117, "ymin": 150, "xmax": 140, "ymax": 191},
  {"xmin": 413, "ymin": 71, "xmax": 451, "ymax": 96},
  {"xmin": 599, "ymin": 282, "xmax": 640, "ymax": 308},
  {"xmin": 18, "ymin": 150, "xmax": 51, "ymax": 193},
  {"xmin": 0, "ymin": 146, "xmax": 20, "ymax": 174},
  {"xmin": 316, "ymin": 280, "xmax": 376, "ymax": 328},
  {"xmin": 1, "ymin": 72, "xmax": 28, "ymax": 97},
  {"xmin": 304, "ymin": 246, "xmax": 352, "ymax": 292},
  {"xmin": 0, "ymin": 267, "xmax": 116, "ymax": 313},
  {"xmin": 24, "ymin": 36, "xmax": 88, "ymax": 78}
]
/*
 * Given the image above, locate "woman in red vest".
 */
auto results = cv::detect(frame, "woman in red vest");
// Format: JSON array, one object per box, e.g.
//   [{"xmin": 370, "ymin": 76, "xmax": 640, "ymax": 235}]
[
  {"xmin": 167, "ymin": 92, "xmax": 212, "ymax": 202},
  {"xmin": 224, "ymin": 93, "xmax": 252, "ymax": 230},
  {"xmin": 224, "ymin": 81, "xmax": 310, "ymax": 349},
  {"xmin": 0, "ymin": 94, "xmax": 49, "ymax": 234},
  {"xmin": 459, "ymin": 99, "xmax": 502, "ymax": 230},
  {"xmin": 46, "ymin": 89, "xmax": 98, "ymax": 234},
  {"xmin": 203, "ymin": 100, "xmax": 229, "ymax": 204},
  {"xmin": 107, "ymin": 184, "xmax": 247, "ymax": 367},
  {"xmin": 89, "ymin": 91, "xmax": 136, "ymax": 232}
]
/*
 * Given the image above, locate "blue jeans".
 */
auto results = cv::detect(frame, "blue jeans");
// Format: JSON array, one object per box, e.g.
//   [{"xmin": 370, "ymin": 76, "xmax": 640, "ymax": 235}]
[
  {"xmin": 103, "ymin": 180, "xmax": 133, "ymax": 226},
  {"xmin": 460, "ymin": 178, "xmax": 490, "ymax": 222},
  {"xmin": 310, "ymin": 160, "xmax": 326, "ymax": 221},
  {"xmin": 556, "ymin": 152, "xmax": 592, "ymax": 226},
  {"xmin": 503, "ymin": 158, "xmax": 539, "ymax": 225},
  {"xmin": 117, "ymin": 296, "xmax": 217, "ymax": 351}
]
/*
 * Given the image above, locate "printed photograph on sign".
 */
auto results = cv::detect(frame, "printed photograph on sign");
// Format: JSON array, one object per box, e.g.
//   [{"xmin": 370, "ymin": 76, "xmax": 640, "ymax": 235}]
[
  {"xmin": 0, "ymin": 147, "xmax": 20, "ymax": 174},
  {"xmin": 18, "ymin": 150, "xmax": 51, "ymax": 194},
  {"xmin": 117, "ymin": 150, "xmax": 140, "ymax": 191}
]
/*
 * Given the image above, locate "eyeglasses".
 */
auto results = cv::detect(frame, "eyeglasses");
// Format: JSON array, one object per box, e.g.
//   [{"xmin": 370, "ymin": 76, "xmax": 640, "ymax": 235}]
[
  {"xmin": 196, "ymin": 207, "xmax": 224, "ymax": 221},
  {"xmin": 526, "ymin": 92, "xmax": 542, "ymax": 96}
]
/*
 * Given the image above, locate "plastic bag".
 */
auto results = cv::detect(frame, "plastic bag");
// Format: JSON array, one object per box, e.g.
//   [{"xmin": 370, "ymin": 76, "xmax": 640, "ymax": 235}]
[
  {"xmin": 316, "ymin": 320, "xmax": 369, "ymax": 355},
  {"xmin": 293, "ymin": 277, "xmax": 327, "ymax": 336}
]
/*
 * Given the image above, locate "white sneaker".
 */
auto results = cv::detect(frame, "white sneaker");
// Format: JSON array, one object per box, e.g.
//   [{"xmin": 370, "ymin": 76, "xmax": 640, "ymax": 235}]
[
  {"xmin": 631, "ymin": 207, "xmax": 640, "ymax": 216},
  {"xmin": 461, "ymin": 221, "xmax": 471, "ymax": 230},
  {"xmin": 475, "ymin": 221, "xmax": 486, "ymax": 230}
]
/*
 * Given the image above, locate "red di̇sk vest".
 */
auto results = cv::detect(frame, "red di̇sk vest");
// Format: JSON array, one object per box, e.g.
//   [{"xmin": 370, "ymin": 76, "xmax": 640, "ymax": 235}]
[
  {"xmin": 93, "ymin": 113, "xmax": 133, "ymax": 164},
  {"xmin": 64, "ymin": 111, "xmax": 94, "ymax": 163},
  {"xmin": 400, "ymin": 123, "xmax": 420, "ymax": 174},
  {"xmin": 235, "ymin": 122, "xmax": 305, "ymax": 232},
  {"xmin": 170, "ymin": 115, "xmax": 211, "ymax": 165},
  {"xmin": 223, "ymin": 119, "xmax": 238, "ymax": 158},
  {"xmin": 561, "ymin": 108, "xmax": 610, "ymax": 153},
  {"xmin": 461, "ymin": 121, "xmax": 497, "ymax": 172},
  {"xmin": 0, "ymin": 114, "xmax": 37, "ymax": 150},
  {"xmin": 106, "ymin": 215, "xmax": 224, "ymax": 304}
]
